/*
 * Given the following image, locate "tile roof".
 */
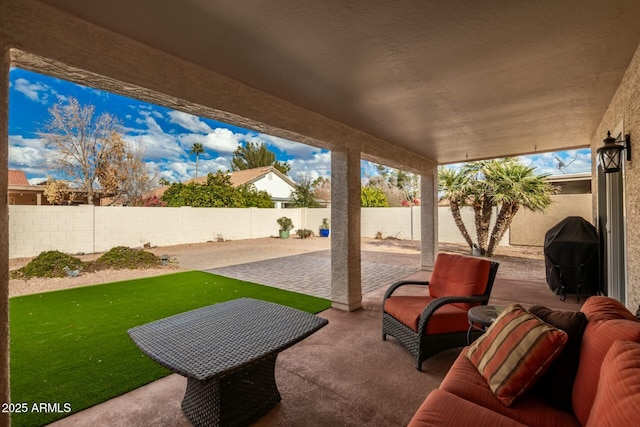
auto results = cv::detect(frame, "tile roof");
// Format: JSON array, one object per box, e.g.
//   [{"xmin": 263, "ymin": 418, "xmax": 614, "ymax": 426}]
[
  {"xmin": 8, "ymin": 170, "xmax": 29, "ymax": 186},
  {"xmin": 184, "ymin": 166, "xmax": 295, "ymax": 187},
  {"xmin": 228, "ymin": 166, "xmax": 277, "ymax": 186}
]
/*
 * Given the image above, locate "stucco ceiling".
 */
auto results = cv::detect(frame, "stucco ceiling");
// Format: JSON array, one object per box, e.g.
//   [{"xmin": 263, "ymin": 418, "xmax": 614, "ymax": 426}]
[{"xmin": 39, "ymin": 0, "xmax": 640, "ymax": 164}]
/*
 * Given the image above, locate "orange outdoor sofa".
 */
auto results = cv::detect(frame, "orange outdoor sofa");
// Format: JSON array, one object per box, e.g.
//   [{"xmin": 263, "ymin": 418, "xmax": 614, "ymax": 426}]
[{"xmin": 407, "ymin": 296, "xmax": 640, "ymax": 427}]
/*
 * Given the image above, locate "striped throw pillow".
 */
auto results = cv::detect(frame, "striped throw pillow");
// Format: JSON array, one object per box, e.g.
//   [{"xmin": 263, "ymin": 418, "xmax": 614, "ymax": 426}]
[{"xmin": 466, "ymin": 304, "xmax": 568, "ymax": 406}]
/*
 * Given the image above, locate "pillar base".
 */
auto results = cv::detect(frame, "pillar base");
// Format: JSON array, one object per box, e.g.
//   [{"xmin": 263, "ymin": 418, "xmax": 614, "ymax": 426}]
[{"xmin": 331, "ymin": 300, "xmax": 362, "ymax": 312}]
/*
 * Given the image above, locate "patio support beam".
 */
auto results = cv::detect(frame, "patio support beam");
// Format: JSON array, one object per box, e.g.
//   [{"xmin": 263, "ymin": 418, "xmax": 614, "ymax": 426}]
[
  {"xmin": 0, "ymin": 42, "xmax": 10, "ymax": 426},
  {"xmin": 330, "ymin": 146, "xmax": 362, "ymax": 311},
  {"xmin": 420, "ymin": 167, "xmax": 438, "ymax": 270}
]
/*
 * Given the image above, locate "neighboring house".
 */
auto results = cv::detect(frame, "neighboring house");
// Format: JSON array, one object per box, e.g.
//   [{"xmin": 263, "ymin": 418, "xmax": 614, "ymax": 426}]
[
  {"xmin": 227, "ymin": 166, "xmax": 297, "ymax": 208},
  {"xmin": 7, "ymin": 169, "xmax": 102, "ymax": 205},
  {"xmin": 149, "ymin": 166, "xmax": 298, "ymax": 208},
  {"xmin": 547, "ymin": 172, "xmax": 592, "ymax": 194}
]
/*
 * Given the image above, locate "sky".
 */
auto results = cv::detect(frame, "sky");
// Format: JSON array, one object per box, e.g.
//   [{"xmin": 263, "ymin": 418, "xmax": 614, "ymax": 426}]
[{"xmin": 8, "ymin": 67, "xmax": 592, "ymax": 186}]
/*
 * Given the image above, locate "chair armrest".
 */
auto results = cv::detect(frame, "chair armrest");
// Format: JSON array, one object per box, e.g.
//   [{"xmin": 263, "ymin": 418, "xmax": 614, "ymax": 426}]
[
  {"xmin": 383, "ymin": 280, "xmax": 430, "ymax": 301},
  {"xmin": 417, "ymin": 295, "xmax": 489, "ymax": 333}
]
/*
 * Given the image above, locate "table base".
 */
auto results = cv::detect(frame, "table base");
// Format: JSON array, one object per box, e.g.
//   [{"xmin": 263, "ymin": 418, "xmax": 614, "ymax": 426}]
[{"xmin": 181, "ymin": 354, "xmax": 281, "ymax": 427}]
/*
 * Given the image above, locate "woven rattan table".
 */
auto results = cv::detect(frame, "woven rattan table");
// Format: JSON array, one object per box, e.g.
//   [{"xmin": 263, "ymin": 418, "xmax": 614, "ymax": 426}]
[{"xmin": 128, "ymin": 298, "xmax": 328, "ymax": 427}]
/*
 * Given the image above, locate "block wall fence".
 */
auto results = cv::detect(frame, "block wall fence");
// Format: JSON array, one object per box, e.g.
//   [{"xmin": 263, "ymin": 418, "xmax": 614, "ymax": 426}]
[{"xmin": 8, "ymin": 194, "xmax": 589, "ymax": 258}]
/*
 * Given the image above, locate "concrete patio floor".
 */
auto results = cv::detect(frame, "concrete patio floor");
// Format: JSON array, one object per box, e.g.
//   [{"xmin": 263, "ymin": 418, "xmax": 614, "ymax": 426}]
[{"xmin": 47, "ymin": 243, "xmax": 581, "ymax": 427}]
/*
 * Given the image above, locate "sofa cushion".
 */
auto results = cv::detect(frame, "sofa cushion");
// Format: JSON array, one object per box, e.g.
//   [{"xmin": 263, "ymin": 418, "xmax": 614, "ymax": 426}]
[
  {"xmin": 580, "ymin": 296, "xmax": 637, "ymax": 322},
  {"xmin": 384, "ymin": 296, "xmax": 470, "ymax": 334},
  {"xmin": 442, "ymin": 351, "xmax": 580, "ymax": 427},
  {"xmin": 428, "ymin": 253, "xmax": 491, "ymax": 310},
  {"xmin": 408, "ymin": 389, "xmax": 527, "ymax": 427},
  {"xmin": 585, "ymin": 340, "xmax": 640, "ymax": 427},
  {"xmin": 466, "ymin": 304, "xmax": 568, "ymax": 406},
  {"xmin": 572, "ymin": 318, "xmax": 640, "ymax": 425},
  {"xmin": 528, "ymin": 306, "xmax": 587, "ymax": 411}
]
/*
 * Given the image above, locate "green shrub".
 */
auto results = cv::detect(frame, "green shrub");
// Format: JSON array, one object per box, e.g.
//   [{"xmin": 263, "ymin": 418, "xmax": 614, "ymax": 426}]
[
  {"xmin": 94, "ymin": 246, "xmax": 160, "ymax": 270},
  {"xmin": 10, "ymin": 251, "xmax": 86, "ymax": 279},
  {"xmin": 296, "ymin": 229, "xmax": 313, "ymax": 239},
  {"xmin": 277, "ymin": 216, "xmax": 294, "ymax": 231}
]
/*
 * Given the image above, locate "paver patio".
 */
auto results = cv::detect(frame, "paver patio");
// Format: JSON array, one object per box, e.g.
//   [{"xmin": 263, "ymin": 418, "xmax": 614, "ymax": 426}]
[{"xmin": 207, "ymin": 250, "xmax": 419, "ymax": 298}]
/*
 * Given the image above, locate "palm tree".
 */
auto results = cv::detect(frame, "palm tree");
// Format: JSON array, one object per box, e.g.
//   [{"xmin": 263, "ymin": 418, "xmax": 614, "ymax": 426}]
[
  {"xmin": 190, "ymin": 143, "xmax": 205, "ymax": 177},
  {"xmin": 483, "ymin": 161, "xmax": 555, "ymax": 256},
  {"xmin": 438, "ymin": 167, "xmax": 474, "ymax": 249},
  {"xmin": 439, "ymin": 158, "xmax": 555, "ymax": 257}
]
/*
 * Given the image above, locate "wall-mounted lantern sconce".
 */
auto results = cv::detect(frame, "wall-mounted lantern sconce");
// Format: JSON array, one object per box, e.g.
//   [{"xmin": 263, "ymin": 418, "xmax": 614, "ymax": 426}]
[{"xmin": 597, "ymin": 131, "xmax": 631, "ymax": 173}]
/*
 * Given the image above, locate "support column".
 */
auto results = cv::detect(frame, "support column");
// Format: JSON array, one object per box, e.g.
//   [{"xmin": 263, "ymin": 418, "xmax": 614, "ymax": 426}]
[
  {"xmin": 420, "ymin": 166, "xmax": 438, "ymax": 270},
  {"xmin": 331, "ymin": 147, "xmax": 362, "ymax": 311},
  {"xmin": 0, "ymin": 44, "xmax": 11, "ymax": 426}
]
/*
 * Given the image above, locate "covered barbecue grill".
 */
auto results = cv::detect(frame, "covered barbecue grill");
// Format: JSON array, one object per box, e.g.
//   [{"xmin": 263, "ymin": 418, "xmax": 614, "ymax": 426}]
[{"xmin": 544, "ymin": 216, "xmax": 599, "ymax": 301}]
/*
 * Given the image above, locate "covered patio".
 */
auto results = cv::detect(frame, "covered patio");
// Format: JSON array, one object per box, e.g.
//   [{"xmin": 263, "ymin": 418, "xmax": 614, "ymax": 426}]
[
  {"xmin": 3, "ymin": 1, "xmax": 640, "ymax": 425},
  {"xmin": 48, "ymin": 254, "xmax": 580, "ymax": 426}
]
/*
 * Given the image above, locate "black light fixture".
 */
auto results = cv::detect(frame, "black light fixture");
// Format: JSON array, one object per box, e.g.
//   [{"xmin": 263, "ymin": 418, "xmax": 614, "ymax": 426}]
[{"xmin": 597, "ymin": 131, "xmax": 631, "ymax": 173}]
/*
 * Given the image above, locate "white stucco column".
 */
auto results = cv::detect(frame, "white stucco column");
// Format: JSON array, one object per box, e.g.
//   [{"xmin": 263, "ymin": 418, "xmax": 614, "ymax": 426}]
[
  {"xmin": 331, "ymin": 147, "xmax": 362, "ymax": 311},
  {"xmin": 420, "ymin": 166, "xmax": 438, "ymax": 270},
  {"xmin": 0, "ymin": 43, "xmax": 11, "ymax": 425}
]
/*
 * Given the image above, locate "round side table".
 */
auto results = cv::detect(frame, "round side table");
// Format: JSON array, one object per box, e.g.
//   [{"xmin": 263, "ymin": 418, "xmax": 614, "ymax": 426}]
[{"xmin": 467, "ymin": 305, "xmax": 503, "ymax": 345}]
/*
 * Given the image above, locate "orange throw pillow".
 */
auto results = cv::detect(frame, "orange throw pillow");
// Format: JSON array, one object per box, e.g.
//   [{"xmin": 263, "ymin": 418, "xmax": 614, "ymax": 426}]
[{"xmin": 466, "ymin": 304, "xmax": 568, "ymax": 406}]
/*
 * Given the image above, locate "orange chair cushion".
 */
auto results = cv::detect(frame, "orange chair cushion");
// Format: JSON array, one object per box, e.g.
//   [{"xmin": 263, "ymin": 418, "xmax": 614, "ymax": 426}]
[
  {"xmin": 429, "ymin": 253, "xmax": 492, "ymax": 310},
  {"xmin": 572, "ymin": 318, "xmax": 640, "ymax": 425},
  {"xmin": 466, "ymin": 304, "xmax": 568, "ymax": 407},
  {"xmin": 580, "ymin": 295, "xmax": 637, "ymax": 322},
  {"xmin": 384, "ymin": 296, "xmax": 470, "ymax": 334},
  {"xmin": 585, "ymin": 340, "xmax": 640, "ymax": 427}
]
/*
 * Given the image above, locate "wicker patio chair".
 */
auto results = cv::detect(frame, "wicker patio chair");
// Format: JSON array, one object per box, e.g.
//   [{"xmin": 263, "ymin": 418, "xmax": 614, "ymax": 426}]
[{"xmin": 382, "ymin": 253, "xmax": 499, "ymax": 371}]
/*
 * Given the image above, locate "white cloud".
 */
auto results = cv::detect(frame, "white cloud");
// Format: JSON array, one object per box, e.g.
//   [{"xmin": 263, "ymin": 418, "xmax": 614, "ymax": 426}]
[
  {"xmin": 180, "ymin": 128, "xmax": 243, "ymax": 154},
  {"xmin": 53, "ymin": 91, "xmax": 68, "ymax": 103},
  {"xmin": 143, "ymin": 115, "xmax": 164, "ymax": 134},
  {"xmin": 168, "ymin": 110, "xmax": 213, "ymax": 133},
  {"xmin": 13, "ymin": 78, "xmax": 50, "ymax": 103},
  {"xmin": 287, "ymin": 151, "xmax": 331, "ymax": 182},
  {"xmin": 8, "ymin": 135, "xmax": 48, "ymax": 169},
  {"xmin": 125, "ymin": 134, "xmax": 184, "ymax": 162},
  {"xmin": 156, "ymin": 161, "xmax": 194, "ymax": 183},
  {"xmin": 246, "ymin": 133, "xmax": 319, "ymax": 158},
  {"xmin": 197, "ymin": 157, "xmax": 232, "ymax": 175},
  {"xmin": 28, "ymin": 177, "xmax": 48, "ymax": 185}
]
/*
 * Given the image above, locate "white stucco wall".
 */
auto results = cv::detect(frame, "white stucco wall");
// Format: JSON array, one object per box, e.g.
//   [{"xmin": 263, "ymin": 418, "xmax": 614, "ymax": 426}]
[{"xmin": 9, "ymin": 205, "xmax": 510, "ymax": 258}]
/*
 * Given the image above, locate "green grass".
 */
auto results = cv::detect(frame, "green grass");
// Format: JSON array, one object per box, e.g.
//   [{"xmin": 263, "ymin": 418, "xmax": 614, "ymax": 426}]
[{"xmin": 9, "ymin": 271, "xmax": 330, "ymax": 426}]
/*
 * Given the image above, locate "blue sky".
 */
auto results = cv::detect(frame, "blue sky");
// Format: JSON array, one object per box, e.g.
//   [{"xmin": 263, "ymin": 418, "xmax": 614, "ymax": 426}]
[{"xmin": 8, "ymin": 67, "xmax": 591, "ymax": 185}]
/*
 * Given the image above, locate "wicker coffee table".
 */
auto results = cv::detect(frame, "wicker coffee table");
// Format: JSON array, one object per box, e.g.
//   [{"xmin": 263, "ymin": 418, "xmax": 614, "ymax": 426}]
[{"xmin": 128, "ymin": 298, "xmax": 328, "ymax": 427}]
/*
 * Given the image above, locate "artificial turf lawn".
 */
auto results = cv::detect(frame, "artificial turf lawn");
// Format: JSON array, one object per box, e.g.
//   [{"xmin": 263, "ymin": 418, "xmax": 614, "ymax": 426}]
[{"xmin": 9, "ymin": 271, "xmax": 330, "ymax": 426}]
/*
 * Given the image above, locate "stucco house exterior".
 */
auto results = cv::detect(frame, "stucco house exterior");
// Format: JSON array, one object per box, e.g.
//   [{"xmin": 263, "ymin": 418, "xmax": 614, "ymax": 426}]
[
  {"xmin": 226, "ymin": 166, "xmax": 297, "ymax": 208},
  {"xmin": 7, "ymin": 169, "xmax": 101, "ymax": 205}
]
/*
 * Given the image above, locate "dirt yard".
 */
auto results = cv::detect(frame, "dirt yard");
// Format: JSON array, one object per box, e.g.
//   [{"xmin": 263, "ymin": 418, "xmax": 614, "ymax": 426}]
[{"xmin": 8, "ymin": 238, "xmax": 545, "ymax": 297}]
